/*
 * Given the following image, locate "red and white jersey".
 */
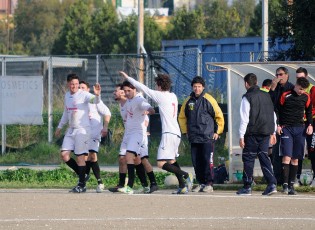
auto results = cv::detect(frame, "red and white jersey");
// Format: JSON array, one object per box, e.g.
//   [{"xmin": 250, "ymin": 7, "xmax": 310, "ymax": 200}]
[
  {"xmin": 127, "ymin": 76, "xmax": 181, "ymax": 137},
  {"xmin": 125, "ymin": 93, "xmax": 152, "ymax": 134},
  {"xmin": 57, "ymin": 89, "xmax": 99, "ymax": 129},
  {"xmin": 89, "ymin": 101, "xmax": 111, "ymax": 138}
]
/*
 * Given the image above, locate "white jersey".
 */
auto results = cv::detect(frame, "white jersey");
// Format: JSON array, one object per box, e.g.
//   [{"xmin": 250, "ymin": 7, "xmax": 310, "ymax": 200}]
[
  {"xmin": 125, "ymin": 93, "xmax": 152, "ymax": 134},
  {"xmin": 57, "ymin": 89, "xmax": 99, "ymax": 129},
  {"xmin": 126, "ymin": 76, "xmax": 181, "ymax": 137},
  {"xmin": 89, "ymin": 101, "xmax": 111, "ymax": 139},
  {"xmin": 119, "ymin": 101, "xmax": 127, "ymax": 126}
]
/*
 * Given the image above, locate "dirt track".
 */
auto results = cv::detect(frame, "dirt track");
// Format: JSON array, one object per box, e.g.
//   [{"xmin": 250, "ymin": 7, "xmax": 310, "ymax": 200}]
[{"xmin": 0, "ymin": 189, "xmax": 315, "ymax": 229}]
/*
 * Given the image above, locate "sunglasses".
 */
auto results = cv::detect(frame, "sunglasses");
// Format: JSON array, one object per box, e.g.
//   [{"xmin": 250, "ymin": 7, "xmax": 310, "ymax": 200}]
[{"xmin": 276, "ymin": 73, "xmax": 285, "ymax": 76}]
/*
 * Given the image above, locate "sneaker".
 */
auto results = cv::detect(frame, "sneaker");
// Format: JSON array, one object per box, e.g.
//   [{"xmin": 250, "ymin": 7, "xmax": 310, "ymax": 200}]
[
  {"xmin": 282, "ymin": 184, "xmax": 289, "ymax": 194},
  {"xmin": 262, "ymin": 184, "xmax": 277, "ymax": 196},
  {"xmin": 186, "ymin": 173, "xmax": 194, "ymax": 192},
  {"xmin": 96, "ymin": 183, "xmax": 104, "ymax": 193},
  {"xmin": 108, "ymin": 185, "xmax": 123, "ymax": 193},
  {"xmin": 288, "ymin": 186, "xmax": 297, "ymax": 195},
  {"xmin": 192, "ymin": 184, "xmax": 204, "ymax": 192},
  {"xmin": 117, "ymin": 186, "xmax": 134, "ymax": 194},
  {"xmin": 172, "ymin": 186, "xmax": 188, "ymax": 194},
  {"xmin": 135, "ymin": 186, "xmax": 150, "ymax": 194},
  {"xmin": 293, "ymin": 178, "xmax": 302, "ymax": 188},
  {"xmin": 148, "ymin": 184, "xmax": 158, "ymax": 193},
  {"xmin": 202, "ymin": 185, "xmax": 214, "ymax": 193},
  {"xmin": 70, "ymin": 185, "xmax": 86, "ymax": 193},
  {"xmin": 310, "ymin": 178, "xmax": 315, "ymax": 187},
  {"xmin": 236, "ymin": 187, "xmax": 252, "ymax": 196}
]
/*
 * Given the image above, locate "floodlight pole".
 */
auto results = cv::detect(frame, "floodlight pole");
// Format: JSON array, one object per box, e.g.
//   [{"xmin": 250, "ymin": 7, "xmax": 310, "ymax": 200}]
[
  {"xmin": 262, "ymin": 0, "xmax": 269, "ymax": 61},
  {"xmin": 138, "ymin": 0, "xmax": 144, "ymax": 83}
]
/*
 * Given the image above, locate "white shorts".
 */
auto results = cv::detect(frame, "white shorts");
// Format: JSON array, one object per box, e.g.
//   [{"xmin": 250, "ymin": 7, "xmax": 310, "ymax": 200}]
[
  {"xmin": 157, "ymin": 133, "xmax": 180, "ymax": 160},
  {"xmin": 119, "ymin": 132, "xmax": 144, "ymax": 156},
  {"xmin": 88, "ymin": 138, "xmax": 100, "ymax": 153},
  {"xmin": 139, "ymin": 135, "xmax": 148, "ymax": 158},
  {"xmin": 61, "ymin": 127, "xmax": 90, "ymax": 156}
]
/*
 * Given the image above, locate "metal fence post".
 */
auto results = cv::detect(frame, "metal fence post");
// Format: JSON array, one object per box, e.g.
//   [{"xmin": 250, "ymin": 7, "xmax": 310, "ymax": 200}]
[
  {"xmin": 197, "ymin": 48, "xmax": 201, "ymax": 76},
  {"xmin": 96, "ymin": 55, "xmax": 99, "ymax": 83},
  {"xmin": 1, "ymin": 57, "xmax": 6, "ymax": 155},
  {"xmin": 48, "ymin": 57, "xmax": 53, "ymax": 143}
]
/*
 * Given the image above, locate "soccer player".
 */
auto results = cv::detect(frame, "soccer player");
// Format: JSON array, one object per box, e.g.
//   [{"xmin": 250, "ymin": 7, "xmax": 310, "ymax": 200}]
[
  {"xmin": 55, "ymin": 73, "xmax": 102, "ymax": 193},
  {"xmin": 117, "ymin": 81, "xmax": 155, "ymax": 194},
  {"xmin": 276, "ymin": 77, "xmax": 313, "ymax": 195},
  {"xmin": 119, "ymin": 71, "xmax": 193, "ymax": 194},
  {"xmin": 79, "ymin": 80, "xmax": 111, "ymax": 193}
]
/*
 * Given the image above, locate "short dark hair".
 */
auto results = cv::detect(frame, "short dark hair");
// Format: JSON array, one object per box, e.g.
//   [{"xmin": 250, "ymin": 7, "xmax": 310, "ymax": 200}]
[
  {"xmin": 79, "ymin": 80, "xmax": 90, "ymax": 88},
  {"xmin": 122, "ymin": 80, "xmax": 135, "ymax": 89},
  {"xmin": 115, "ymin": 83, "xmax": 124, "ymax": 90},
  {"xmin": 191, "ymin": 76, "xmax": 205, "ymax": 87},
  {"xmin": 296, "ymin": 77, "xmax": 310, "ymax": 89},
  {"xmin": 262, "ymin": 79, "xmax": 272, "ymax": 87},
  {"xmin": 296, "ymin": 67, "xmax": 308, "ymax": 76},
  {"xmin": 244, "ymin": 73, "xmax": 257, "ymax": 87},
  {"xmin": 67, "ymin": 73, "xmax": 79, "ymax": 82},
  {"xmin": 276, "ymin": 66, "xmax": 289, "ymax": 74},
  {"xmin": 155, "ymin": 73, "xmax": 172, "ymax": 91}
]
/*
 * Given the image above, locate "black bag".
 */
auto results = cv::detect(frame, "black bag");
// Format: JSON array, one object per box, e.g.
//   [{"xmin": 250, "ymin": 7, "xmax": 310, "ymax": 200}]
[{"xmin": 213, "ymin": 164, "xmax": 228, "ymax": 184}]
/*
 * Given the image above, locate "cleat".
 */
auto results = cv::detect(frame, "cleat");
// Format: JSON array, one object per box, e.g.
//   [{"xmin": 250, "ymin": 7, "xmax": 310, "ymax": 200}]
[
  {"xmin": 262, "ymin": 184, "xmax": 277, "ymax": 196},
  {"xmin": 282, "ymin": 184, "xmax": 289, "ymax": 194},
  {"xmin": 186, "ymin": 173, "xmax": 194, "ymax": 192},
  {"xmin": 192, "ymin": 184, "xmax": 204, "ymax": 192},
  {"xmin": 148, "ymin": 184, "xmax": 158, "ymax": 193},
  {"xmin": 135, "ymin": 186, "xmax": 150, "ymax": 194},
  {"xmin": 288, "ymin": 186, "xmax": 297, "ymax": 195},
  {"xmin": 202, "ymin": 185, "xmax": 214, "ymax": 193},
  {"xmin": 117, "ymin": 186, "xmax": 134, "ymax": 194},
  {"xmin": 236, "ymin": 187, "xmax": 252, "ymax": 196},
  {"xmin": 172, "ymin": 186, "xmax": 188, "ymax": 194},
  {"xmin": 70, "ymin": 185, "xmax": 86, "ymax": 193},
  {"xmin": 96, "ymin": 183, "xmax": 104, "ymax": 193},
  {"xmin": 108, "ymin": 185, "xmax": 123, "ymax": 193}
]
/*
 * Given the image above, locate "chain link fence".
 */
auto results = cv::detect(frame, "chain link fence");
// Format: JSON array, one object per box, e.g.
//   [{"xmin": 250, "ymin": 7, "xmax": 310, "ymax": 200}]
[{"xmin": 0, "ymin": 50, "xmax": 289, "ymax": 151}]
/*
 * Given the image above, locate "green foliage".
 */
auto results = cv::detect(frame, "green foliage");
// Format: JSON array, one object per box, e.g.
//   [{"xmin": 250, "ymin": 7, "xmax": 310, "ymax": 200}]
[
  {"xmin": 166, "ymin": 6, "xmax": 207, "ymax": 40},
  {"xmin": 269, "ymin": 0, "xmax": 315, "ymax": 60},
  {"xmin": 52, "ymin": 1, "xmax": 95, "ymax": 55}
]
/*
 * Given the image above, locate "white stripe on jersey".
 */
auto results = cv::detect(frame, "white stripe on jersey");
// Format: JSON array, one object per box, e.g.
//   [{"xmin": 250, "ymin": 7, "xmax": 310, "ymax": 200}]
[{"xmin": 126, "ymin": 76, "xmax": 181, "ymax": 136}]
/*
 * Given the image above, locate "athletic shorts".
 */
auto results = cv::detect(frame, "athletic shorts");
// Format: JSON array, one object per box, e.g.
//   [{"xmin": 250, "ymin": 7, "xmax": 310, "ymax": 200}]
[
  {"xmin": 157, "ymin": 133, "xmax": 180, "ymax": 160},
  {"xmin": 139, "ymin": 135, "xmax": 148, "ymax": 158},
  {"xmin": 61, "ymin": 127, "xmax": 90, "ymax": 156},
  {"xmin": 88, "ymin": 138, "xmax": 100, "ymax": 153},
  {"xmin": 280, "ymin": 126, "xmax": 306, "ymax": 160},
  {"xmin": 119, "ymin": 132, "xmax": 144, "ymax": 156}
]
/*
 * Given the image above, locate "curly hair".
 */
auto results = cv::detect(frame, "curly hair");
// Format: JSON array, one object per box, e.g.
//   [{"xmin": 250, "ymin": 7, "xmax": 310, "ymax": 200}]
[{"xmin": 155, "ymin": 73, "xmax": 172, "ymax": 91}]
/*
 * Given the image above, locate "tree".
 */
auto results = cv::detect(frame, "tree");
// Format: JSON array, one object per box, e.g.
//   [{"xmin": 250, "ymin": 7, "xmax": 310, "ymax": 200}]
[
  {"xmin": 232, "ymin": 0, "xmax": 256, "ymax": 37},
  {"xmin": 201, "ymin": 0, "xmax": 248, "ymax": 39},
  {"xmin": 166, "ymin": 6, "xmax": 207, "ymax": 40},
  {"xmin": 112, "ymin": 13, "xmax": 164, "ymax": 54},
  {"xmin": 52, "ymin": 1, "xmax": 95, "ymax": 55},
  {"xmin": 270, "ymin": 0, "xmax": 315, "ymax": 60},
  {"xmin": 90, "ymin": 3, "xmax": 119, "ymax": 54},
  {"xmin": 14, "ymin": 0, "xmax": 74, "ymax": 55}
]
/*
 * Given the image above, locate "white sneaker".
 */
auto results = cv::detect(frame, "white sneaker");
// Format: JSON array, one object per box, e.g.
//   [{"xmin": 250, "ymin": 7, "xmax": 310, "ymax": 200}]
[
  {"xmin": 310, "ymin": 178, "xmax": 315, "ymax": 187},
  {"xmin": 192, "ymin": 184, "xmax": 205, "ymax": 192},
  {"xmin": 96, "ymin": 184, "xmax": 104, "ymax": 193},
  {"xmin": 117, "ymin": 186, "xmax": 134, "ymax": 194},
  {"xmin": 134, "ymin": 186, "xmax": 150, "ymax": 194},
  {"xmin": 202, "ymin": 185, "xmax": 214, "ymax": 193}
]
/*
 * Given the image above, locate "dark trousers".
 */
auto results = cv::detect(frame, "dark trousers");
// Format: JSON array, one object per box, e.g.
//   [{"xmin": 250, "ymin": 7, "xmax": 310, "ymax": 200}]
[
  {"xmin": 243, "ymin": 135, "xmax": 277, "ymax": 187},
  {"xmin": 191, "ymin": 142, "xmax": 214, "ymax": 185},
  {"xmin": 271, "ymin": 134, "xmax": 283, "ymax": 185}
]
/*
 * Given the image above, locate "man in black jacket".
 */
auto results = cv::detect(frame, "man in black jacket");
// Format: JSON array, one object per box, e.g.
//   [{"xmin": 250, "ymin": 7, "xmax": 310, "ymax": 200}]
[
  {"xmin": 269, "ymin": 67, "xmax": 294, "ymax": 185},
  {"xmin": 237, "ymin": 73, "xmax": 277, "ymax": 196}
]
